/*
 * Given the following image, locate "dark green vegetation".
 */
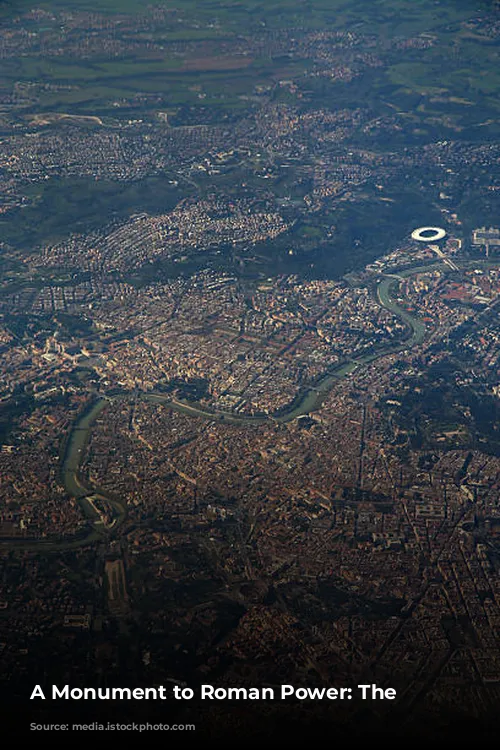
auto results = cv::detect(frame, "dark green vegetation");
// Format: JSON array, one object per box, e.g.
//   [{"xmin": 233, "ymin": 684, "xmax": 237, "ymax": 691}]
[
  {"xmin": 382, "ymin": 356, "xmax": 500, "ymax": 455},
  {"xmin": 0, "ymin": 390, "xmax": 34, "ymax": 446},
  {"xmin": 1, "ymin": 0, "xmax": 499, "ymax": 278},
  {"xmin": 0, "ymin": 175, "xmax": 184, "ymax": 247}
]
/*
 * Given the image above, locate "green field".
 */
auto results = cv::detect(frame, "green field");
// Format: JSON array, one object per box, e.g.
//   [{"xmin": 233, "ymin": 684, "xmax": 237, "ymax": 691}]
[{"xmin": 0, "ymin": 0, "xmax": 494, "ymax": 115}]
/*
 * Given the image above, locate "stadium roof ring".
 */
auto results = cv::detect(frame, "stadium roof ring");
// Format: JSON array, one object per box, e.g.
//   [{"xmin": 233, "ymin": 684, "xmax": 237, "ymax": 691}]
[{"xmin": 411, "ymin": 226, "xmax": 447, "ymax": 242}]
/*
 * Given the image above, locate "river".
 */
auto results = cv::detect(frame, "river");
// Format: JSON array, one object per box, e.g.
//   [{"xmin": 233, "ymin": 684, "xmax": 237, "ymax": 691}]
[{"xmin": 4, "ymin": 260, "xmax": 465, "ymax": 549}]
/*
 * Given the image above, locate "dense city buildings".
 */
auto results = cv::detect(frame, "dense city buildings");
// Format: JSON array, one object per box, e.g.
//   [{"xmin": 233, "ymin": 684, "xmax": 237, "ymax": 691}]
[{"xmin": 1, "ymin": 0, "xmax": 500, "ymax": 740}]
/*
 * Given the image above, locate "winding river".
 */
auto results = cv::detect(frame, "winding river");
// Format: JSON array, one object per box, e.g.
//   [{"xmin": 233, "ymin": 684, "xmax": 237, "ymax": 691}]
[{"xmin": 1, "ymin": 261, "xmax": 455, "ymax": 550}]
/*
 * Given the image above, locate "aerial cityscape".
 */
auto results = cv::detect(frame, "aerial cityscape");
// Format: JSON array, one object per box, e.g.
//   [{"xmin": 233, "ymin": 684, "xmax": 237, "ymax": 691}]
[{"xmin": 1, "ymin": 0, "xmax": 500, "ymax": 739}]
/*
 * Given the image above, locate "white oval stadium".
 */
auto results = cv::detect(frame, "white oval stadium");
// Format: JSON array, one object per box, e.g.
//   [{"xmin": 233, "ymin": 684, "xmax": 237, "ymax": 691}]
[{"xmin": 411, "ymin": 226, "xmax": 447, "ymax": 242}]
